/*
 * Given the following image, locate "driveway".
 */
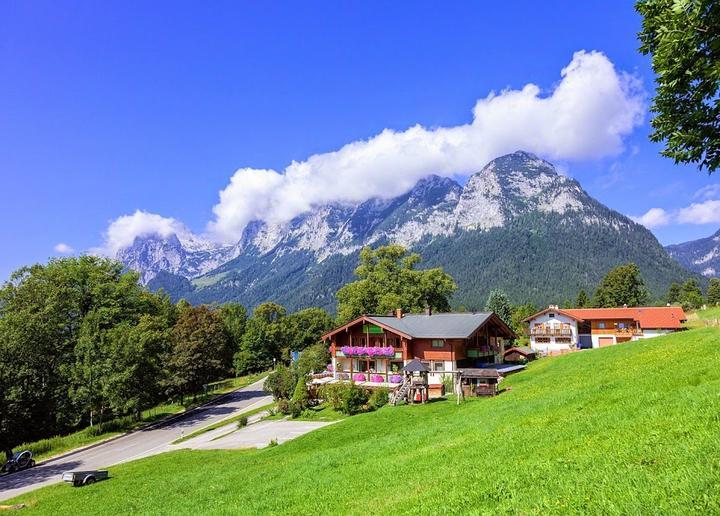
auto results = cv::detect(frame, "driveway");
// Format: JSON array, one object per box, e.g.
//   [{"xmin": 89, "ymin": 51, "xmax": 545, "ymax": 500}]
[
  {"xmin": 0, "ymin": 378, "xmax": 272, "ymax": 502},
  {"xmin": 178, "ymin": 419, "xmax": 334, "ymax": 450}
]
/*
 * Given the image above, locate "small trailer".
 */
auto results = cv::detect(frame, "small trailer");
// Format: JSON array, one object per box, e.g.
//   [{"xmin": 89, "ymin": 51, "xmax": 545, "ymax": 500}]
[{"xmin": 62, "ymin": 470, "xmax": 109, "ymax": 487}]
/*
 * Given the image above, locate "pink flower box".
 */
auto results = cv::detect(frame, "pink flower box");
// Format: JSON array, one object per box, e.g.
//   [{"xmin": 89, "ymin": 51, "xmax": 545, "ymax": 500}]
[
  {"xmin": 370, "ymin": 374, "xmax": 384, "ymax": 383},
  {"xmin": 352, "ymin": 373, "xmax": 367, "ymax": 381},
  {"xmin": 340, "ymin": 346, "xmax": 395, "ymax": 357},
  {"xmin": 389, "ymin": 374, "xmax": 403, "ymax": 383}
]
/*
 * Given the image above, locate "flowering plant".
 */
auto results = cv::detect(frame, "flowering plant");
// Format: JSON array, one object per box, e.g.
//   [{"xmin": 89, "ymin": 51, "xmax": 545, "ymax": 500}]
[
  {"xmin": 389, "ymin": 375, "xmax": 403, "ymax": 384},
  {"xmin": 370, "ymin": 374, "xmax": 384, "ymax": 383},
  {"xmin": 352, "ymin": 373, "xmax": 367, "ymax": 381},
  {"xmin": 340, "ymin": 346, "xmax": 395, "ymax": 357},
  {"xmin": 326, "ymin": 363, "xmax": 334, "ymax": 372}
]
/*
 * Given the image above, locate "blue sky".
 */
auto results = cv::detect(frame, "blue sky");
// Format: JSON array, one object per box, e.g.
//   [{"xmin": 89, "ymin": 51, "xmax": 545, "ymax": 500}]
[{"xmin": 1, "ymin": 1, "xmax": 718, "ymax": 280}]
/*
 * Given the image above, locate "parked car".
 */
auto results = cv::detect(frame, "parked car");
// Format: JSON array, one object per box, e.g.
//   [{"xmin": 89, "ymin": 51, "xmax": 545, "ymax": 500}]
[
  {"xmin": 1, "ymin": 450, "xmax": 35, "ymax": 474},
  {"xmin": 62, "ymin": 470, "xmax": 109, "ymax": 487}
]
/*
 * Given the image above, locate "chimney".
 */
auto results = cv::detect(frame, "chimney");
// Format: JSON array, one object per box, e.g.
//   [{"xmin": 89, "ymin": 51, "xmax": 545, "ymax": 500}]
[
  {"xmin": 425, "ymin": 306, "xmax": 432, "ymax": 316},
  {"xmin": 395, "ymin": 308, "xmax": 403, "ymax": 319}
]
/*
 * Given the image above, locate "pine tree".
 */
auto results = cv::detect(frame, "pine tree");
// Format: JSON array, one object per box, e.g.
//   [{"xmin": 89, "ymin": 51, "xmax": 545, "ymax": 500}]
[
  {"xmin": 485, "ymin": 290, "xmax": 512, "ymax": 325},
  {"xmin": 576, "ymin": 289, "xmax": 589, "ymax": 308},
  {"xmin": 708, "ymin": 278, "xmax": 720, "ymax": 306},
  {"xmin": 667, "ymin": 282, "xmax": 682, "ymax": 304}
]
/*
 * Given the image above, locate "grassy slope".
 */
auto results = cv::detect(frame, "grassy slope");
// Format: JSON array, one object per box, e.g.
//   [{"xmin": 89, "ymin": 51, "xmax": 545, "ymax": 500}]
[
  {"xmin": 686, "ymin": 306, "xmax": 720, "ymax": 329},
  {"xmin": 10, "ymin": 329, "xmax": 720, "ymax": 514}
]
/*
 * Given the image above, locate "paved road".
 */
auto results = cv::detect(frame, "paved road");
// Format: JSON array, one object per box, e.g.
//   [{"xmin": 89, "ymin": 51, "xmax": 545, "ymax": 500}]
[{"xmin": 0, "ymin": 378, "xmax": 272, "ymax": 502}]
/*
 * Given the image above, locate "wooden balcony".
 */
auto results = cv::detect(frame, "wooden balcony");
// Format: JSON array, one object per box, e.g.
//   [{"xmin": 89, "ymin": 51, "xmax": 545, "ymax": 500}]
[{"xmin": 530, "ymin": 327, "xmax": 573, "ymax": 337}]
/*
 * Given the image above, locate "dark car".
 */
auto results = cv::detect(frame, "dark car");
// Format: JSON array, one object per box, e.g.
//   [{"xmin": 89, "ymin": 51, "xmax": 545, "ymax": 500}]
[{"xmin": 2, "ymin": 450, "xmax": 35, "ymax": 474}]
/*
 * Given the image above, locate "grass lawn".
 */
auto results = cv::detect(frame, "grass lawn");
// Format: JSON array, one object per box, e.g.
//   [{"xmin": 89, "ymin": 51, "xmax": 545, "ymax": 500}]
[
  {"xmin": 686, "ymin": 306, "xmax": 720, "ymax": 329},
  {"xmin": 9, "ymin": 329, "xmax": 720, "ymax": 514},
  {"xmin": 16, "ymin": 372, "xmax": 267, "ymax": 463}
]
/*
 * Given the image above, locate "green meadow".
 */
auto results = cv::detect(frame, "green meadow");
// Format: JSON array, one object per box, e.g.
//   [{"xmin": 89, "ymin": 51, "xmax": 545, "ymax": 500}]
[{"xmin": 9, "ymin": 328, "xmax": 720, "ymax": 514}]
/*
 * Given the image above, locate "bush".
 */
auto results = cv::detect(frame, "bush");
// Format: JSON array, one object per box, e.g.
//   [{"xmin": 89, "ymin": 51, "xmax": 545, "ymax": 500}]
[
  {"xmin": 265, "ymin": 365, "xmax": 298, "ymax": 401},
  {"xmin": 268, "ymin": 439, "xmax": 278, "ymax": 447},
  {"xmin": 290, "ymin": 378, "xmax": 310, "ymax": 412},
  {"xmin": 289, "ymin": 401, "xmax": 303, "ymax": 418},
  {"xmin": 320, "ymin": 384, "xmax": 345, "ymax": 411},
  {"xmin": 237, "ymin": 416, "xmax": 248, "ymax": 428},
  {"xmin": 341, "ymin": 383, "xmax": 370, "ymax": 415},
  {"xmin": 276, "ymin": 399, "xmax": 291, "ymax": 415},
  {"xmin": 368, "ymin": 389, "xmax": 389, "ymax": 410}
]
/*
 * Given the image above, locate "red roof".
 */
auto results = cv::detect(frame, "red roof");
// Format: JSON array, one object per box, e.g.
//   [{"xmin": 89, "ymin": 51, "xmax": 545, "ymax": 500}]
[{"xmin": 561, "ymin": 307, "xmax": 687, "ymax": 329}]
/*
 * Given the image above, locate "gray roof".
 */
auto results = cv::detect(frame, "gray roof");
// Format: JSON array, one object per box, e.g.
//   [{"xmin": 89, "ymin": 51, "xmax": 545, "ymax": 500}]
[
  {"xmin": 369, "ymin": 312, "xmax": 494, "ymax": 339},
  {"xmin": 401, "ymin": 359, "xmax": 429, "ymax": 372}
]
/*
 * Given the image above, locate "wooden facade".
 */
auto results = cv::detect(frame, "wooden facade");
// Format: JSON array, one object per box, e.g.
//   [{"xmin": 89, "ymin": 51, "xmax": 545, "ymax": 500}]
[{"xmin": 322, "ymin": 312, "xmax": 517, "ymax": 385}]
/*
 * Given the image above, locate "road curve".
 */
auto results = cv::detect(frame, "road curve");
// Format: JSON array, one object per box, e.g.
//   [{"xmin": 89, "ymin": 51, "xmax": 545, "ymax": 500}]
[{"xmin": 0, "ymin": 378, "xmax": 272, "ymax": 501}]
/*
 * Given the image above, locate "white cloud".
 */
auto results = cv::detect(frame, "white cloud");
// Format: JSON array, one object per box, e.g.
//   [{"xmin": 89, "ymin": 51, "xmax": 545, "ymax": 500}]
[
  {"xmin": 677, "ymin": 200, "xmax": 720, "ymax": 225},
  {"xmin": 694, "ymin": 184, "xmax": 720, "ymax": 201},
  {"xmin": 207, "ymin": 50, "xmax": 645, "ymax": 242},
  {"xmin": 95, "ymin": 210, "xmax": 189, "ymax": 255},
  {"xmin": 631, "ymin": 208, "xmax": 671, "ymax": 229},
  {"xmin": 632, "ymin": 199, "xmax": 720, "ymax": 229},
  {"xmin": 53, "ymin": 243, "xmax": 75, "ymax": 254}
]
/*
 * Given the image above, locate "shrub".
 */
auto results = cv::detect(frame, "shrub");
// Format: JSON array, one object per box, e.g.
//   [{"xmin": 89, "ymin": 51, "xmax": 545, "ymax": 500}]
[
  {"xmin": 320, "ymin": 384, "xmax": 345, "ymax": 411},
  {"xmin": 352, "ymin": 373, "xmax": 367, "ymax": 382},
  {"xmin": 268, "ymin": 439, "xmax": 278, "ymax": 447},
  {"xmin": 276, "ymin": 399, "xmax": 291, "ymax": 415},
  {"xmin": 368, "ymin": 389, "xmax": 389, "ymax": 410},
  {"xmin": 289, "ymin": 401, "xmax": 303, "ymax": 418},
  {"xmin": 265, "ymin": 365, "xmax": 298, "ymax": 401},
  {"xmin": 237, "ymin": 416, "xmax": 248, "ymax": 428},
  {"xmin": 290, "ymin": 378, "xmax": 310, "ymax": 412},
  {"xmin": 341, "ymin": 383, "xmax": 370, "ymax": 415}
]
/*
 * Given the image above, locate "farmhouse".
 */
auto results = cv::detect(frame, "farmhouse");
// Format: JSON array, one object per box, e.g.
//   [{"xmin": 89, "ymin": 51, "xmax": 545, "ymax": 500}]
[
  {"xmin": 321, "ymin": 310, "xmax": 517, "ymax": 391},
  {"xmin": 525, "ymin": 305, "xmax": 687, "ymax": 354}
]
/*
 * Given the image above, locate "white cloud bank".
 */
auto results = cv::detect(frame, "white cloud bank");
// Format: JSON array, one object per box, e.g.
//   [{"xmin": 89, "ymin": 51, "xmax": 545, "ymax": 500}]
[
  {"xmin": 53, "ymin": 243, "xmax": 75, "ymax": 254},
  {"xmin": 96, "ymin": 210, "xmax": 189, "ymax": 256},
  {"xmin": 95, "ymin": 50, "xmax": 646, "ymax": 252},
  {"xmin": 207, "ymin": 50, "xmax": 644, "ymax": 242},
  {"xmin": 631, "ymin": 208, "xmax": 671, "ymax": 229},
  {"xmin": 632, "ymin": 199, "xmax": 720, "ymax": 229}
]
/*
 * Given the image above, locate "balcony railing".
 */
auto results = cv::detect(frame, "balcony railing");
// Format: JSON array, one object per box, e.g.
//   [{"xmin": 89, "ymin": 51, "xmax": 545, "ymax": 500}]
[{"xmin": 530, "ymin": 328, "xmax": 573, "ymax": 337}]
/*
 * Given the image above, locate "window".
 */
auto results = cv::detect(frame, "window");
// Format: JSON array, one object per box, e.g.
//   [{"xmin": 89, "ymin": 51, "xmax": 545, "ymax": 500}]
[
  {"xmin": 618, "ymin": 322, "xmax": 626, "ymax": 329},
  {"xmin": 598, "ymin": 322, "xmax": 606, "ymax": 329},
  {"xmin": 431, "ymin": 339, "xmax": 444, "ymax": 348},
  {"xmin": 549, "ymin": 313, "xmax": 555, "ymax": 318},
  {"xmin": 433, "ymin": 361, "xmax": 445, "ymax": 372},
  {"xmin": 421, "ymin": 361, "xmax": 431, "ymax": 370},
  {"xmin": 555, "ymin": 337, "xmax": 571, "ymax": 344},
  {"xmin": 535, "ymin": 337, "xmax": 550, "ymax": 343}
]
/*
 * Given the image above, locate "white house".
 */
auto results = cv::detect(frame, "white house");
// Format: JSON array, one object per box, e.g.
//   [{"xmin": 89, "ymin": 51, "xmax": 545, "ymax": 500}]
[{"xmin": 524, "ymin": 305, "xmax": 687, "ymax": 354}]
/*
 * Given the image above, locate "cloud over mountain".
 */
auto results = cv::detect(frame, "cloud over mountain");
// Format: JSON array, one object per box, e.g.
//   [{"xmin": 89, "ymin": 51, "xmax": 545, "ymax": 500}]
[
  {"xmin": 94, "ymin": 50, "xmax": 645, "ymax": 250},
  {"xmin": 206, "ymin": 50, "xmax": 644, "ymax": 242}
]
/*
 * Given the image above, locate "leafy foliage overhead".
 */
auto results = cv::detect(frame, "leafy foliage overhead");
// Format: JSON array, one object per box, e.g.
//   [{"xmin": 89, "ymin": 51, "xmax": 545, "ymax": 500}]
[{"xmin": 637, "ymin": 0, "xmax": 720, "ymax": 172}]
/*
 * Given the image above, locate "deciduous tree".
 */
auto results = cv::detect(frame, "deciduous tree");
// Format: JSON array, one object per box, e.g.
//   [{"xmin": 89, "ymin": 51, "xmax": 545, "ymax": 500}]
[
  {"xmin": 637, "ymin": 0, "xmax": 720, "ymax": 172},
  {"xmin": 593, "ymin": 263, "xmax": 649, "ymax": 308}
]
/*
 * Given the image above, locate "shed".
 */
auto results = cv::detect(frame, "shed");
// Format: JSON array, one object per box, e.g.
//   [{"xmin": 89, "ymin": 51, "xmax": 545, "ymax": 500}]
[
  {"xmin": 457, "ymin": 368, "xmax": 501, "ymax": 397},
  {"xmin": 503, "ymin": 346, "xmax": 537, "ymax": 363}
]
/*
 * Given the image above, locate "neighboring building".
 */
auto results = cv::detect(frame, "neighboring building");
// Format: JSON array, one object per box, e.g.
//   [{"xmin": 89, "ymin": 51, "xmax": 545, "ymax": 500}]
[
  {"xmin": 524, "ymin": 305, "xmax": 687, "ymax": 354},
  {"xmin": 321, "ymin": 310, "xmax": 517, "ymax": 386},
  {"xmin": 503, "ymin": 346, "xmax": 537, "ymax": 363}
]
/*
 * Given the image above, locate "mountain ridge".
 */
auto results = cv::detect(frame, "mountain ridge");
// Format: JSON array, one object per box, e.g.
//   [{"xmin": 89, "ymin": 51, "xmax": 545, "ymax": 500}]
[
  {"xmin": 665, "ymin": 229, "xmax": 720, "ymax": 278},
  {"xmin": 119, "ymin": 151, "xmax": 694, "ymax": 310}
]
